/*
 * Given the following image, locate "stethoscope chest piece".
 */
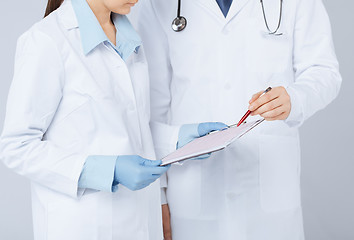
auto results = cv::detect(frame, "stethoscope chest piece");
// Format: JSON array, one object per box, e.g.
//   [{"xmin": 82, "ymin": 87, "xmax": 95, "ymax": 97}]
[{"xmin": 172, "ymin": 16, "xmax": 187, "ymax": 32}]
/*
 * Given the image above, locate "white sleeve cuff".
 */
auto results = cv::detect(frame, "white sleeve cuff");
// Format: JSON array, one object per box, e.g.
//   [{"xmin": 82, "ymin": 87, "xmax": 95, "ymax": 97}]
[
  {"xmin": 161, "ymin": 187, "xmax": 168, "ymax": 205},
  {"xmin": 284, "ymin": 86, "xmax": 304, "ymax": 128}
]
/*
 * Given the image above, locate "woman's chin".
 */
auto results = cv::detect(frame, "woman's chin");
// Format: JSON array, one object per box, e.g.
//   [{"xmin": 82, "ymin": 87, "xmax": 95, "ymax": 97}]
[{"xmin": 114, "ymin": 5, "xmax": 134, "ymax": 15}]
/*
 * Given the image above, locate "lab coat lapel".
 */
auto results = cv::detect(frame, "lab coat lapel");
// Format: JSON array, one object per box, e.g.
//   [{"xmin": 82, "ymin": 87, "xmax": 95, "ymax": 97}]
[
  {"xmin": 226, "ymin": 0, "xmax": 252, "ymax": 22},
  {"xmin": 195, "ymin": 0, "xmax": 252, "ymax": 24},
  {"xmin": 195, "ymin": 0, "xmax": 226, "ymax": 20},
  {"xmin": 58, "ymin": 0, "xmax": 79, "ymax": 30},
  {"xmin": 58, "ymin": 1, "xmax": 122, "ymax": 98}
]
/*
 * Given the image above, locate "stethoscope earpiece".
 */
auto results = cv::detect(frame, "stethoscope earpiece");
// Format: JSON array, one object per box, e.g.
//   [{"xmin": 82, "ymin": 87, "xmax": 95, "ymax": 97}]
[{"xmin": 172, "ymin": 16, "xmax": 187, "ymax": 32}]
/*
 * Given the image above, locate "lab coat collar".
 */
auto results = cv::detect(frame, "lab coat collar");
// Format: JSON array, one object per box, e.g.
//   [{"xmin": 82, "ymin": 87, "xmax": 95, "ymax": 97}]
[
  {"xmin": 59, "ymin": 0, "xmax": 141, "ymax": 58},
  {"xmin": 58, "ymin": 0, "xmax": 79, "ymax": 30},
  {"xmin": 112, "ymin": 14, "xmax": 142, "ymax": 61},
  {"xmin": 226, "ymin": 0, "xmax": 251, "ymax": 22},
  {"xmin": 196, "ymin": 0, "xmax": 251, "ymax": 23}
]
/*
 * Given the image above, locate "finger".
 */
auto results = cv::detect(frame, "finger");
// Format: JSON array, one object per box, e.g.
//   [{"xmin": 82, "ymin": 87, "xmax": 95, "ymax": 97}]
[
  {"xmin": 260, "ymin": 105, "xmax": 285, "ymax": 119},
  {"xmin": 251, "ymin": 98, "xmax": 282, "ymax": 116},
  {"xmin": 198, "ymin": 122, "xmax": 229, "ymax": 136},
  {"xmin": 159, "ymin": 163, "xmax": 171, "ymax": 169},
  {"xmin": 135, "ymin": 182, "xmax": 152, "ymax": 190},
  {"xmin": 264, "ymin": 111, "xmax": 287, "ymax": 121},
  {"xmin": 143, "ymin": 175, "xmax": 163, "ymax": 187},
  {"xmin": 151, "ymin": 173, "xmax": 163, "ymax": 177},
  {"xmin": 137, "ymin": 175, "xmax": 161, "ymax": 189},
  {"xmin": 192, "ymin": 153, "xmax": 211, "ymax": 160},
  {"xmin": 125, "ymin": 183, "xmax": 138, "ymax": 191},
  {"xmin": 142, "ymin": 159, "xmax": 162, "ymax": 167},
  {"xmin": 146, "ymin": 174, "xmax": 161, "ymax": 181},
  {"xmin": 249, "ymin": 90, "xmax": 263, "ymax": 104},
  {"xmin": 148, "ymin": 165, "xmax": 170, "ymax": 175},
  {"xmin": 249, "ymin": 88, "xmax": 279, "ymax": 112}
]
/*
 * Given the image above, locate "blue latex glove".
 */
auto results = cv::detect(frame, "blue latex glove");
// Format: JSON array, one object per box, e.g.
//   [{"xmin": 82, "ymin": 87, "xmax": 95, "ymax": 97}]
[
  {"xmin": 114, "ymin": 155, "xmax": 170, "ymax": 191},
  {"xmin": 177, "ymin": 122, "xmax": 228, "ymax": 159}
]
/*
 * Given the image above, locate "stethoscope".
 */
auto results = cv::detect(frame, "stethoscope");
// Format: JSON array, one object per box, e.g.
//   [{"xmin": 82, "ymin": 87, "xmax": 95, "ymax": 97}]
[
  {"xmin": 260, "ymin": 0, "xmax": 283, "ymax": 35},
  {"xmin": 172, "ymin": 0, "xmax": 283, "ymax": 35},
  {"xmin": 171, "ymin": 0, "xmax": 187, "ymax": 32}
]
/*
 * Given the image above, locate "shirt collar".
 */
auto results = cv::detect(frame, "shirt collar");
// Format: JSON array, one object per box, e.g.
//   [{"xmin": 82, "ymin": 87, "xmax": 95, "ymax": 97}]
[
  {"xmin": 71, "ymin": 0, "xmax": 141, "ymax": 60},
  {"xmin": 112, "ymin": 14, "xmax": 142, "ymax": 61}
]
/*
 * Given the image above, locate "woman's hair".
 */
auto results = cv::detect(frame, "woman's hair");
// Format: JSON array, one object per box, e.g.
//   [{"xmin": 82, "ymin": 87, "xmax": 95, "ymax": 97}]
[{"xmin": 44, "ymin": 0, "xmax": 63, "ymax": 18}]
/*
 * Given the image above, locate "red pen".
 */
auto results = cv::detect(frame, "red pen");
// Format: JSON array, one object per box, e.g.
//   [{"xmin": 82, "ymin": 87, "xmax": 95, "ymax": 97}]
[{"xmin": 236, "ymin": 87, "xmax": 272, "ymax": 127}]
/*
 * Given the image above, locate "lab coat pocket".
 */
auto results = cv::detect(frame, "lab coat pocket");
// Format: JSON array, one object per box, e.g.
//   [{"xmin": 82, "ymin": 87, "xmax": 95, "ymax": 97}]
[
  {"xmin": 167, "ymin": 161, "xmax": 202, "ymax": 218},
  {"xmin": 259, "ymin": 134, "xmax": 301, "ymax": 212}
]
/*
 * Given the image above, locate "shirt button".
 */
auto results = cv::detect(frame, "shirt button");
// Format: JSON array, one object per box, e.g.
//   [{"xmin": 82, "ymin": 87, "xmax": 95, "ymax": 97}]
[{"xmin": 224, "ymin": 83, "xmax": 231, "ymax": 89}]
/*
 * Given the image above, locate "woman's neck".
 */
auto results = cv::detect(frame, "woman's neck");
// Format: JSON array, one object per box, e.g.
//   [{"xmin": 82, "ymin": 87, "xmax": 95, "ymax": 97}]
[{"xmin": 86, "ymin": 0, "xmax": 117, "ymax": 45}]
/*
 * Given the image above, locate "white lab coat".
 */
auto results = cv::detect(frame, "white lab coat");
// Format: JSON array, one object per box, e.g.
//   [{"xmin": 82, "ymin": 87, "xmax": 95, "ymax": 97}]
[
  {"xmin": 136, "ymin": 0, "xmax": 341, "ymax": 239},
  {"xmin": 0, "ymin": 1, "xmax": 163, "ymax": 240}
]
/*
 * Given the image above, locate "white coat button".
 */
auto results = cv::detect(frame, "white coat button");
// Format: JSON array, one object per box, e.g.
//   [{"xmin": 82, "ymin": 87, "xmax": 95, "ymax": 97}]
[{"xmin": 224, "ymin": 83, "xmax": 231, "ymax": 89}]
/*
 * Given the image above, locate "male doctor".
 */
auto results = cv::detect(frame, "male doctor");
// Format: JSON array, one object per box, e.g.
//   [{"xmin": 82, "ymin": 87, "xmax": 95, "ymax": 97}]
[{"xmin": 136, "ymin": 0, "xmax": 341, "ymax": 239}]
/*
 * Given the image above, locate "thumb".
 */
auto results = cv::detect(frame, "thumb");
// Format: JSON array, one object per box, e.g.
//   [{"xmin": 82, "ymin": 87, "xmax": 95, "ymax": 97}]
[
  {"xmin": 198, "ymin": 122, "xmax": 228, "ymax": 136},
  {"xmin": 249, "ymin": 91, "xmax": 263, "ymax": 104},
  {"xmin": 141, "ymin": 159, "xmax": 163, "ymax": 167}
]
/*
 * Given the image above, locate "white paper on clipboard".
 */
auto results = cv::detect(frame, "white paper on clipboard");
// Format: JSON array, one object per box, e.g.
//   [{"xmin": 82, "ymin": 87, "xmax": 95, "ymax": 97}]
[{"xmin": 161, "ymin": 119, "xmax": 264, "ymax": 166}]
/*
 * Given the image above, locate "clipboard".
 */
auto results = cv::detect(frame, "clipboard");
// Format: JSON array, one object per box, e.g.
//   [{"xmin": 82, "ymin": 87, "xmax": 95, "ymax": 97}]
[{"xmin": 161, "ymin": 119, "xmax": 264, "ymax": 166}]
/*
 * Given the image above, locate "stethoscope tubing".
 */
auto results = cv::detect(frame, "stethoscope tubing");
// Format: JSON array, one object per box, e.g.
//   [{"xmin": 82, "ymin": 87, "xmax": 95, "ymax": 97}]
[
  {"xmin": 172, "ymin": 0, "xmax": 284, "ymax": 35},
  {"xmin": 260, "ymin": 0, "xmax": 283, "ymax": 35},
  {"xmin": 177, "ymin": 0, "xmax": 181, "ymax": 17},
  {"xmin": 172, "ymin": 0, "xmax": 187, "ymax": 32}
]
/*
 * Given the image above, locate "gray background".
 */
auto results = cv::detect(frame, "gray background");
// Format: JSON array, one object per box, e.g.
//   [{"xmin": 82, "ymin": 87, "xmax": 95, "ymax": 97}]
[{"xmin": 0, "ymin": 0, "xmax": 353, "ymax": 239}]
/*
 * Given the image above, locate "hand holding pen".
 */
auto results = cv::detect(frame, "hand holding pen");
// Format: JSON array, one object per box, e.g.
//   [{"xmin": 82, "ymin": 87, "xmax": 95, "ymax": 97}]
[
  {"xmin": 210, "ymin": 86, "xmax": 291, "ymax": 133},
  {"xmin": 248, "ymin": 86, "xmax": 291, "ymax": 121},
  {"xmin": 236, "ymin": 87, "xmax": 272, "ymax": 126}
]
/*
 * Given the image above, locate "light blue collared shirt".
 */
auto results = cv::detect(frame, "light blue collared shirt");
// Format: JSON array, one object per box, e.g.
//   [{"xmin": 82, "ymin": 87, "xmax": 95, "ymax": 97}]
[
  {"xmin": 79, "ymin": 156, "xmax": 118, "ymax": 192},
  {"xmin": 71, "ymin": 0, "xmax": 141, "ymax": 61},
  {"xmin": 73, "ymin": 0, "xmax": 142, "ymax": 192}
]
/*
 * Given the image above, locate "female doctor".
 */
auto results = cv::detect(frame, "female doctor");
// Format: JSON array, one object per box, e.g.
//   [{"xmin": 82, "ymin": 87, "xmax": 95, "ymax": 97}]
[
  {"xmin": 137, "ymin": 0, "xmax": 342, "ymax": 239},
  {"xmin": 0, "ymin": 0, "xmax": 186, "ymax": 239}
]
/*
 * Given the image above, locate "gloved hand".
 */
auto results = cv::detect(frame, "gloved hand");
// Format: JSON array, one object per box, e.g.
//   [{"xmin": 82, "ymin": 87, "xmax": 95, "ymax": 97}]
[
  {"xmin": 114, "ymin": 155, "xmax": 170, "ymax": 191},
  {"xmin": 177, "ymin": 122, "xmax": 228, "ymax": 159}
]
